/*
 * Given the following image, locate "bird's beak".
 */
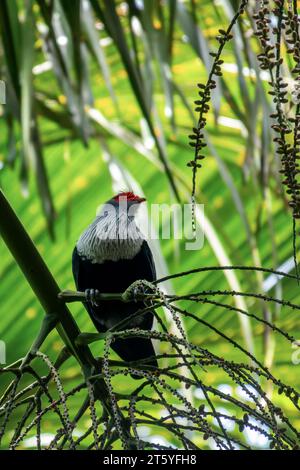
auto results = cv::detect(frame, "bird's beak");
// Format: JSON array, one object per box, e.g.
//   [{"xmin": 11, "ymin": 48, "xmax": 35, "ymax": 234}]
[{"xmin": 137, "ymin": 197, "xmax": 146, "ymax": 203}]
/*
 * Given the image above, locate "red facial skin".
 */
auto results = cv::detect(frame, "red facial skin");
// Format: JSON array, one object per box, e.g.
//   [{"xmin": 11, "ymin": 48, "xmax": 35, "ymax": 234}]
[{"xmin": 113, "ymin": 192, "xmax": 146, "ymax": 203}]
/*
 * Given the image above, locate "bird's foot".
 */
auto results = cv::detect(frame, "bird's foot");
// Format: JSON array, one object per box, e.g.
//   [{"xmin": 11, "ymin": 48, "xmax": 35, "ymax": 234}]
[{"xmin": 85, "ymin": 288, "xmax": 100, "ymax": 307}]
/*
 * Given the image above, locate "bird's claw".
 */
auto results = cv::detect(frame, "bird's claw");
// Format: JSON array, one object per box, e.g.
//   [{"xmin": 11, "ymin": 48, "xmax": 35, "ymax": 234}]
[{"xmin": 85, "ymin": 288, "xmax": 100, "ymax": 307}]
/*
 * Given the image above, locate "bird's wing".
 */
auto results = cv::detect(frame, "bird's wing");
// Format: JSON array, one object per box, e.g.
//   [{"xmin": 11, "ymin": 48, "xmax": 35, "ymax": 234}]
[{"xmin": 72, "ymin": 246, "xmax": 148, "ymax": 329}]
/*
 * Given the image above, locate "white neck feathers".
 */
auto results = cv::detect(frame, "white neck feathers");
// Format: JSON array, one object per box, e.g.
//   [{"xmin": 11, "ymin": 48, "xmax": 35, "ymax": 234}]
[{"xmin": 76, "ymin": 210, "xmax": 144, "ymax": 264}]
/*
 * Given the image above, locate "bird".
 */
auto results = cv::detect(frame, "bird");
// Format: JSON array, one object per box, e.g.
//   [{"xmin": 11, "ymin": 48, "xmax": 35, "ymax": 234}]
[{"xmin": 72, "ymin": 191, "xmax": 158, "ymax": 377}]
